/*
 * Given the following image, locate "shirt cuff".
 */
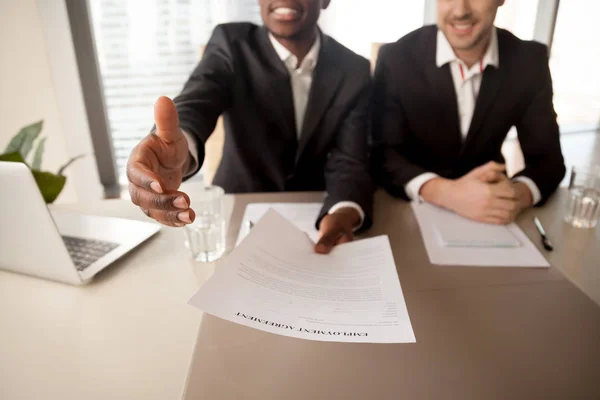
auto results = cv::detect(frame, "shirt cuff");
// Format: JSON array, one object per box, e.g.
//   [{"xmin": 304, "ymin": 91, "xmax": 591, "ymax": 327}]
[
  {"xmin": 328, "ymin": 201, "xmax": 365, "ymax": 232},
  {"xmin": 181, "ymin": 130, "xmax": 200, "ymax": 178},
  {"xmin": 404, "ymin": 172, "xmax": 440, "ymax": 201},
  {"xmin": 513, "ymin": 176, "xmax": 542, "ymax": 205}
]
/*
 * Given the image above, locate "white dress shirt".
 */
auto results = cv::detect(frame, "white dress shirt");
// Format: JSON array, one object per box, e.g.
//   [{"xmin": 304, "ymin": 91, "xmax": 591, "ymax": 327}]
[
  {"xmin": 268, "ymin": 34, "xmax": 320, "ymax": 137},
  {"xmin": 404, "ymin": 28, "xmax": 542, "ymax": 205},
  {"xmin": 183, "ymin": 34, "xmax": 365, "ymax": 228}
]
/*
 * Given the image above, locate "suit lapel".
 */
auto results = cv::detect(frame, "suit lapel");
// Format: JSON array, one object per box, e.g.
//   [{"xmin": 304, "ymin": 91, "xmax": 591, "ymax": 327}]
[
  {"xmin": 461, "ymin": 66, "xmax": 503, "ymax": 152},
  {"xmin": 296, "ymin": 34, "xmax": 344, "ymax": 163},
  {"xmin": 424, "ymin": 29, "xmax": 462, "ymax": 148},
  {"xmin": 256, "ymin": 27, "xmax": 297, "ymax": 142},
  {"xmin": 425, "ymin": 63, "xmax": 462, "ymax": 146},
  {"xmin": 462, "ymin": 30, "xmax": 509, "ymax": 153}
]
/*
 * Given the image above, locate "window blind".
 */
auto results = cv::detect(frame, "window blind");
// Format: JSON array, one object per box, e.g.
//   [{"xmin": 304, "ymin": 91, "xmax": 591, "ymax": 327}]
[{"xmin": 89, "ymin": 0, "xmax": 260, "ymax": 184}]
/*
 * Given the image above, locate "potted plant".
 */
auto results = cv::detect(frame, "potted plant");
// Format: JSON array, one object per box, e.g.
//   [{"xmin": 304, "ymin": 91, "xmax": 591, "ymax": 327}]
[{"xmin": 0, "ymin": 121, "xmax": 84, "ymax": 203}]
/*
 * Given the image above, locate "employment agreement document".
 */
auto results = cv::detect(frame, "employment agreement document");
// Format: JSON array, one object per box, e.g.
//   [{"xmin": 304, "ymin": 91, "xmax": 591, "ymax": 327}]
[
  {"xmin": 190, "ymin": 210, "xmax": 416, "ymax": 343},
  {"xmin": 236, "ymin": 202, "xmax": 321, "ymax": 246}
]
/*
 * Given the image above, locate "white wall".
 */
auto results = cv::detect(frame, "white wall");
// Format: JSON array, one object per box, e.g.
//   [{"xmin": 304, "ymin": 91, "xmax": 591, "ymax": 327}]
[{"xmin": 0, "ymin": 0, "xmax": 102, "ymax": 204}]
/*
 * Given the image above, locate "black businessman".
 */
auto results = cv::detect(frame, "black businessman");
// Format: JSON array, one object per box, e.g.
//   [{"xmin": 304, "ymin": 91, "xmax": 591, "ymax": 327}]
[{"xmin": 127, "ymin": 0, "xmax": 374, "ymax": 254}]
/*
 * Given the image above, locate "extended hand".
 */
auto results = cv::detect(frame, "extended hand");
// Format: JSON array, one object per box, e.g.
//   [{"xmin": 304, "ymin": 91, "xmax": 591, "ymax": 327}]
[
  {"xmin": 314, "ymin": 207, "xmax": 361, "ymax": 254},
  {"xmin": 127, "ymin": 96, "xmax": 195, "ymax": 227}
]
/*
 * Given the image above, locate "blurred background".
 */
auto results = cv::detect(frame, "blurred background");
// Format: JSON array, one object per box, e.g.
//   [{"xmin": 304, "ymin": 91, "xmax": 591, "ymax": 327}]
[{"xmin": 0, "ymin": 0, "xmax": 598, "ymax": 203}]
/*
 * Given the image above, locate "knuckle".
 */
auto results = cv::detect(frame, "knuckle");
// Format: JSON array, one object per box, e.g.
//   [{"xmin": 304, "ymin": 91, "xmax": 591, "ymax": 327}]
[
  {"xmin": 126, "ymin": 164, "xmax": 135, "ymax": 183},
  {"xmin": 149, "ymin": 210, "xmax": 174, "ymax": 226},
  {"xmin": 145, "ymin": 208, "xmax": 157, "ymax": 220},
  {"xmin": 151, "ymin": 195, "xmax": 169, "ymax": 210},
  {"xmin": 129, "ymin": 186, "xmax": 141, "ymax": 206},
  {"xmin": 167, "ymin": 210, "xmax": 181, "ymax": 223}
]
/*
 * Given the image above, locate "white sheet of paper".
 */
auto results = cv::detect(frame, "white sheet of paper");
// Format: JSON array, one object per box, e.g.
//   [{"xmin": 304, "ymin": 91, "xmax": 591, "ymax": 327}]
[
  {"xmin": 412, "ymin": 202, "xmax": 550, "ymax": 267},
  {"xmin": 236, "ymin": 203, "xmax": 321, "ymax": 246},
  {"xmin": 190, "ymin": 209, "xmax": 416, "ymax": 344},
  {"xmin": 428, "ymin": 204, "xmax": 520, "ymax": 247}
]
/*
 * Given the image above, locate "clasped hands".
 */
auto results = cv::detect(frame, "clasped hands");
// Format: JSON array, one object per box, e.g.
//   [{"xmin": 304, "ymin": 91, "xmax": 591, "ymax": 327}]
[{"xmin": 420, "ymin": 161, "xmax": 533, "ymax": 225}]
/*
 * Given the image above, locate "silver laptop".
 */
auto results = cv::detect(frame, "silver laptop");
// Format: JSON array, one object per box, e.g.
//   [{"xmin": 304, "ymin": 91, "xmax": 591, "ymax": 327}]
[{"xmin": 0, "ymin": 161, "xmax": 161, "ymax": 285}]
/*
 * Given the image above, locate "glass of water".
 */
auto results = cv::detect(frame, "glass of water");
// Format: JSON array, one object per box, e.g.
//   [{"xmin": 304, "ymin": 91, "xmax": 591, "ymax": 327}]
[
  {"xmin": 183, "ymin": 185, "xmax": 227, "ymax": 262},
  {"xmin": 564, "ymin": 165, "xmax": 600, "ymax": 228}
]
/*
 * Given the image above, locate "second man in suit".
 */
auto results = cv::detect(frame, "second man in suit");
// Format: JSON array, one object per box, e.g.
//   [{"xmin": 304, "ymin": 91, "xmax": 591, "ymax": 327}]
[
  {"xmin": 371, "ymin": 0, "xmax": 565, "ymax": 224},
  {"xmin": 127, "ymin": 0, "xmax": 373, "ymax": 253}
]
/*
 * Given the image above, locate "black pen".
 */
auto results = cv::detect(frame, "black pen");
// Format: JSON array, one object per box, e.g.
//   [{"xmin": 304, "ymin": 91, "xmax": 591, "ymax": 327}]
[{"xmin": 533, "ymin": 217, "xmax": 553, "ymax": 251}]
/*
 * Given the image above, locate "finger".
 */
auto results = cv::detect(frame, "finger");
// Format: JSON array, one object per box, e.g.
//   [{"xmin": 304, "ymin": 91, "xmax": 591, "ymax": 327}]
[
  {"xmin": 477, "ymin": 169, "xmax": 506, "ymax": 183},
  {"xmin": 315, "ymin": 231, "xmax": 341, "ymax": 254},
  {"xmin": 490, "ymin": 181, "xmax": 518, "ymax": 200},
  {"xmin": 154, "ymin": 96, "xmax": 182, "ymax": 144},
  {"xmin": 127, "ymin": 160, "xmax": 165, "ymax": 194},
  {"xmin": 480, "ymin": 161, "xmax": 506, "ymax": 172},
  {"xmin": 489, "ymin": 197, "xmax": 519, "ymax": 213},
  {"xmin": 486, "ymin": 208, "xmax": 513, "ymax": 223},
  {"xmin": 481, "ymin": 216, "xmax": 508, "ymax": 225},
  {"xmin": 147, "ymin": 208, "xmax": 196, "ymax": 227},
  {"xmin": 336, "ymin": 232, "xmax": 354, "ymax": 245},
  {"xmin": 130, "ymin": 186, "xmax": 190, "ymax": 211},
  {"xmin": 472, "ymin": 162, "xmax": 506, "ymax": 179}
]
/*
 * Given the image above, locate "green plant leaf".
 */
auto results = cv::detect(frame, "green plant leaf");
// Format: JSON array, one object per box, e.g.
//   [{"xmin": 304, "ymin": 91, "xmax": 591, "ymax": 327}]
[
  {"xmin": 57, "ymin": 153, "xmax": 85, "ymax": 176},
  {"xmin": 0, "ymin": 149, "xmax": 65, "ymax": 204},
  {"xmin": 5, "ymin": 120, "xmax": 44, "ymax": 160},
  {"xmin": 0, "ymin": 151, "xmax": 26, "ymax": 163},
  {"xmin": 32, "ymin": 170, "xmax": 66, "ymax": 204},
  {"xmin": 31, "ymin": 137, "xmax": 47, "ymax": 170}
]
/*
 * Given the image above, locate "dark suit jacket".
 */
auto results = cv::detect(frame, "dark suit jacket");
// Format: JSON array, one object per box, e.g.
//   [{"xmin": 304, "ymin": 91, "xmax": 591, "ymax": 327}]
[
  {"xmin": 174, "ymin": 23, "xmax": 373, "ymax": 228},
  {"xmin": 371, "ymin": 25, "xmax": 565, "ymax": 203}
]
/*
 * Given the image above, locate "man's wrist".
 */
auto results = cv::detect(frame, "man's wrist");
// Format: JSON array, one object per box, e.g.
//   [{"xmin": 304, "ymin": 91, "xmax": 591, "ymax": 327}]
[
  {"xmin": 331, "ymin": 207, "xmax": 361, "ymax": 228},
  {"xmin": 182, "ymin": 152, "xmax": 192, "ymax": 177},
  {"xmin": 420, "ymin": 177, "xmax": 453, "ymax": 208},
  {"xmin": 513, "ymin": 181, "xmax": 533, "ymax": 208}
]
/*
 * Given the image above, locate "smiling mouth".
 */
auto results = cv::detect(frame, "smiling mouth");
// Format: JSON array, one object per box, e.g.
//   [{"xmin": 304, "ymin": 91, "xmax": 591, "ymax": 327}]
[
  {"xmin": 271, "ymin": 6, "xmax": 302, "ymax": 21},
  {"xmin": 450, "ymin": 21, "xmax": 476, "ymax": 34}
]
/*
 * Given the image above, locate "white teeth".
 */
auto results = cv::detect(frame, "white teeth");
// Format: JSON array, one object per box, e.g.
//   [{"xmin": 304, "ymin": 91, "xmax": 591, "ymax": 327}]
[
  {"xmin": 274, "ymin": 7, "xmax": 297, "ymax": 15},
  {"xmin": 454, "ymin": 23, "xmax": 473, "ymax": 29}
]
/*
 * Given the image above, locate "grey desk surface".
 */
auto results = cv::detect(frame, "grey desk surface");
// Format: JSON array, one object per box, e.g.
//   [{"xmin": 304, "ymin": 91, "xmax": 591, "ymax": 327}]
[{"xmin": 184, "ymin": 189, "xmax": 600, "ymax": 400}]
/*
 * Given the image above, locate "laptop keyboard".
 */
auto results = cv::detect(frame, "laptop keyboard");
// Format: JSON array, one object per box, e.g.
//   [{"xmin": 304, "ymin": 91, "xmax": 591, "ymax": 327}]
[{"xmin": 61, "ymin": 236, "xmax": 119, "ymax": 271}]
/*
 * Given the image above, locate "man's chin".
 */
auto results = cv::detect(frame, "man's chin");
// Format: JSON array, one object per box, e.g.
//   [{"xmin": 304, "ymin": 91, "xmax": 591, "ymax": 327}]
[
  {"xmin": 268, "ymin": 27, "xmax": 307, "ymax": 41},
  {"xmin": 447, "ymin": 37, "xmax": 479, "ymax": 51}
]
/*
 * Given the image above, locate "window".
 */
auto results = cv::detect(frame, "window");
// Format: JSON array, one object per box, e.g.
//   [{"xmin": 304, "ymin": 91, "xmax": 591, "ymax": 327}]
[
  {"xmin": 550, "ymin": 0, "xmax": 600, "ymax": 132},
  {"xmin": 89, "ymin": 0, "xmax": 261, "ymax": 184},
  {"xmin": 494, "ymin": 0, "xmax": 540, "ymax": 41},
  {"xmin": 319, "ymin": 0, "xmax": 426, "ymax": 60}
]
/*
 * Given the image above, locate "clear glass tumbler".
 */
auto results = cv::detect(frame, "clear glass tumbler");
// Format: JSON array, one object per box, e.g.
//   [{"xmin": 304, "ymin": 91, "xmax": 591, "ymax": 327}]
[
  {"xmin": 564, "ymin": 165, "xmax": 600, "ymax": 229},
  {"xmin": 183, "ymin": 185, "xmax": 227, "ymax": 262}
]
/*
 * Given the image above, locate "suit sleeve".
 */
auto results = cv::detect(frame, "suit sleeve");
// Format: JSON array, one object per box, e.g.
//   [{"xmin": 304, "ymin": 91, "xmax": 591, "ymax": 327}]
[
  {"xmin": 317, "ymin": 63, "xmax": 375, "ymax": 232},
  {"xmin": 513, "ymin": 44, "xmax": 566, "ymax": 203},
  {"xmin": 170, "ymin": 25, "xmax": 235, "ymax": 177},
  {"xmin": 370, "ymin": 46, "xmax": 431, "ymax": 200}
]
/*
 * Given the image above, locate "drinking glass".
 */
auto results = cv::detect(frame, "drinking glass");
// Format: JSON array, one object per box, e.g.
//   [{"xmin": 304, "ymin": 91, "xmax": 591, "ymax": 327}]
[
  {"xmin": 564, "ymin": 165, "xmax": 600, "ymax": 229},
  {"xmin": 183, "ymin": 185, "xmax": 226, "ymax": 262}
]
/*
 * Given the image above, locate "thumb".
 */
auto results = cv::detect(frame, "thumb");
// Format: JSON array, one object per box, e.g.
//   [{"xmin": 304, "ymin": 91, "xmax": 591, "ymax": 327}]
[
  {"xmin": 470, "ymin": 161, "xmax": 506, "ymax": 180},
  {"xmin": 154, "ymin": 96, "xmax": 182, "ymax": 143},
  {"xmin": 315, "ymin": 230, "xmax": 339, "ymax": 254}
]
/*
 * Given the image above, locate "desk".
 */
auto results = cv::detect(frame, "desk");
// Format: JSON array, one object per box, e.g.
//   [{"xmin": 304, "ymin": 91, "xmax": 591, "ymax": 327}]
[
  {"xmin": 0, "ymin": 185, "xmax": 234, "ymax": 400},
  {"xmin": 1, "ymin": 189, "xmax": 599, "ymax": 399},
  {"xmin": 184, "ymin": 189, "xmax": 600, "ymax": 400}
]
